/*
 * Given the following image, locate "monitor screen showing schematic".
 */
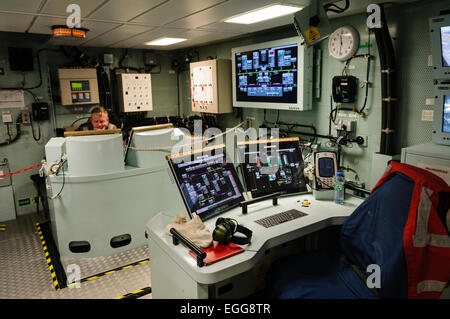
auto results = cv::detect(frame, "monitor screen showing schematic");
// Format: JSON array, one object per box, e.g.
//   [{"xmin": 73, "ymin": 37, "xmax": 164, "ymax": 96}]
[
  {"xmin": 169, "ymin": 150, "xmax": 244, "ymax": 221},
  {"xmin": 441, "ymin": 26, "xmax": 450, "ymax": 67},
  {"xmin": 238, "ymin": 138, "xmax": 307, "ymax": 198},
  {"xmin": 443, "ymin": 95, "xmax": 450, "ymax": 133},
  {"xmin": 235, "ymin": 43, "xmax": 298, "ymax": 103}
]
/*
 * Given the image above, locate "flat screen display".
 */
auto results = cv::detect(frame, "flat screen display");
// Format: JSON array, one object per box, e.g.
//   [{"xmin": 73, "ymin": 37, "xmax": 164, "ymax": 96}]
[
  {"xmin": 318, "ymin": 158, "xmax": 335, "ymax": 177},
  {"xmin": 237, "ymin": 138, "xmax": 307, "ymax": 198},
  {"xmin": 441, "ymin": 26, "xmax": 450, "ymax": 67},
  {"xmin": 443, "ymin": 95, "xmax": 450, "ymax": 133},
  {"xmin": 168, "ymin": 146, "xmax": 244, "ymax": 221},
  {"xmin": 234, "ymin": 43, "xmax": 298, "ymax": 104}
]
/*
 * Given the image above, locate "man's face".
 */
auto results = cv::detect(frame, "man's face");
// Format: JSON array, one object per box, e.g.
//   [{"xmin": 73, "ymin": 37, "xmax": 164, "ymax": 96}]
[{"xmin": 91, "ymin": 112, "xmax": 109, "ymax": 130}]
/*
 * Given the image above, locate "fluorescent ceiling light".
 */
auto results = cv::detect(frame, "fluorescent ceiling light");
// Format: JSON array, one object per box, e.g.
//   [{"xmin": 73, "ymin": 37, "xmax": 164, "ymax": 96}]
[
  {"xmin": 224, "ymin": 4, "xmax": 303, "ymax": 24},
  {"xmin": 144, "ymin": 37, "xmax": 187, "ymax": 46}
]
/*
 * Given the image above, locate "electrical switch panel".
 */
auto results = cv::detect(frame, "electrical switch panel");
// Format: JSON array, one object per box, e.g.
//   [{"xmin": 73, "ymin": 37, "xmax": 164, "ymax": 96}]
[
  {"xmin": 117, "ymin": 73, "xmax": 153, "ymax": 113},
  {"xmin": 190, "ymin": 59, "xmax": 232, "ymax": 114}
]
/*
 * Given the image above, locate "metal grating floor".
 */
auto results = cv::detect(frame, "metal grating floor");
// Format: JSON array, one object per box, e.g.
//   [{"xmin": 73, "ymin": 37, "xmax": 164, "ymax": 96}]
[{"xmin": 0, "ymin": 214, "xmax": 152, "ymax": 299}]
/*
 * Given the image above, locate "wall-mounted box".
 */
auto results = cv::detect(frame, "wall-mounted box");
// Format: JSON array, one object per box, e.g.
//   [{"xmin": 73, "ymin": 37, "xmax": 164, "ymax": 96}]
[
  {"xmin": 117, "ymin": 73, "xmax": 153, "ymax": 113},
  {"xmin": 190, "ymin": 59, "xmax": 232, "ymax": 114},
  {"xmin": 58, "ymin": 68, "xmax": 100, "ymax": 106}
]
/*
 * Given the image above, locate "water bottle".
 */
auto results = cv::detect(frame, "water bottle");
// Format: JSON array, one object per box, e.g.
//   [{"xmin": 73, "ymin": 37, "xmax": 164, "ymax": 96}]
[{"xmin": 334, "ymin": 172, "xmax": 345, "ymax": 205}]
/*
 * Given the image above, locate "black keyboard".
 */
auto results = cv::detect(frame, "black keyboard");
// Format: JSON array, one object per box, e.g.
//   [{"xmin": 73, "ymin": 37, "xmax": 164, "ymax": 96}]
[{"xmin": 254, "ymin": 209, "xmax": 308, "ymax": 228}]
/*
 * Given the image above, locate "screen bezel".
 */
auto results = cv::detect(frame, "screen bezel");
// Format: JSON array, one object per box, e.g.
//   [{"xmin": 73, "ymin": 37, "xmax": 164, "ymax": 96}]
[
  {"xmin": 237, "ymin": 137, "xmax": 307, "ymax": 198},
  {"xmin": 429, "ymin": 14, "xmax": 450, "ymax": 80},
  {"xmin": 432, "ymin": 85, "xmax": 450, "ymax": 146},
  {"xmin": 231, "ymin": 37, "xmax": 312, "ymax": 111},
  {"xmin": 167, "ymin": 144, "xmax": 245, "ymax": 221}
]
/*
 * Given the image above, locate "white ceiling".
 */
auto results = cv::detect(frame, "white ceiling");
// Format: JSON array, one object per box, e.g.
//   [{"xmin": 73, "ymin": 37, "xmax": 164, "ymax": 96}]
[{"xmin": 0, "ymin": 0, "xmax": 418, "ymax": 50}]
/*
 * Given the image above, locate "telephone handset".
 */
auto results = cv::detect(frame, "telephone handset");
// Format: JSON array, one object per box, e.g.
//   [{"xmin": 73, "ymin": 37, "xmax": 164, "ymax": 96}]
[{"xmin": 314, "ymin": 152, "xmax": 337, "ymax": 189}]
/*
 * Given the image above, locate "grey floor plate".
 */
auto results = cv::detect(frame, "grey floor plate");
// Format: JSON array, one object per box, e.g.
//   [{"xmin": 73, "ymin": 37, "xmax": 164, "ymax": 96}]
[
  {"xmin": 61, "ymin": 245, "xmax": 149, "ymax": 280},
  {"xmin": 0, "ymin": 214, "xmax": 152, "ymax": 299}
]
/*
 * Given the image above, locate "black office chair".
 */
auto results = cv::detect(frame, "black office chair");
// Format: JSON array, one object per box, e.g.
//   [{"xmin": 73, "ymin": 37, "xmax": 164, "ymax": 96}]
[{"xmin": 266, "ymin": 161, "xmax": 450, "ymax": 299}]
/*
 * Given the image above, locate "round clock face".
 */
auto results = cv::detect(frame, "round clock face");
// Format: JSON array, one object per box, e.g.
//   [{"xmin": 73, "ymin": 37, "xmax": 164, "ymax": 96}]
[{"xmin": 328, "ymin": 26, "xmax": 360, "ymax": 61}]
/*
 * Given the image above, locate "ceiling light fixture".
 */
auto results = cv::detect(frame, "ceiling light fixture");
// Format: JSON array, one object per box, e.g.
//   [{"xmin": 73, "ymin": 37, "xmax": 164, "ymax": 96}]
[
  {"xmin": 224, "ymin": 4, "xmax": 303, "ymax": 24},
  {"xmin": 144, "ymin": 37, "xmax": 187, "ymax": 46}
]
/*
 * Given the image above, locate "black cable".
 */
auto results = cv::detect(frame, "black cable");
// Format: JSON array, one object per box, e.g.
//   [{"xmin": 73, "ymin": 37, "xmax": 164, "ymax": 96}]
[
  {"xmin": 324, "ymin": 0, "xmax": 350, "ymax": 13},
  {"xmin": 50, "ymin": 160, "xmax": 66, "ymax": 199}
]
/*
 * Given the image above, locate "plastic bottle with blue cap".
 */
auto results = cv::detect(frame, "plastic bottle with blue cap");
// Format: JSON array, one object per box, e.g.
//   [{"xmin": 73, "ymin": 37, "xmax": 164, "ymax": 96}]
[{"xmin": 334, "ymin": 172, "xmax": 345, "ymax": 205}]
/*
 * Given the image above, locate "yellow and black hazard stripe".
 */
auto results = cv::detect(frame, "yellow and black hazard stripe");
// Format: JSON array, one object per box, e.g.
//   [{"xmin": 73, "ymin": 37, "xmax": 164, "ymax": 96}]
[
  {"xmin": 0, "ymin": 224, "xmax": 6, "ymax": 231},
  {"xmin": 66, "ymin": 259, "xmax": 150, "ymax": 288},
  {"xmin": 36, "ymin": 222, "xmax": 61, "ymax": 291},
  {"xmin": 114, "ymin": 286, "xmax": 152, "ymax": 299}
]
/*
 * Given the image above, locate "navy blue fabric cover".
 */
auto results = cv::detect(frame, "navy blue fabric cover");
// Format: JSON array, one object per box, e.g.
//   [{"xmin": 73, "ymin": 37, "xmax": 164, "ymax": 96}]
[{"xmin": 267, "ymin": 172, "xmax": 414, "ymax": 299}]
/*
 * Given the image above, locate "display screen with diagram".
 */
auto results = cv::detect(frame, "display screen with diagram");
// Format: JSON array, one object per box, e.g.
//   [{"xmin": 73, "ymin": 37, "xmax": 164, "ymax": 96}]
[
  {"xmin": 441, "ymin": 25, "xmax": 450, "ymax": 67},
  {"xmin": 237, "ymin": 137, "xmax": 307, "ymax": 198},
  {"xmin": 231, "ymin": 37, "xmax": 312, "ymax": 111},
  {"xmin": 443, "ymin": 95, "xmax": 450, "ymax": 133},
  {"xmin": 167, "ymin": 145, "xmax": 245, "ymax": 221}
]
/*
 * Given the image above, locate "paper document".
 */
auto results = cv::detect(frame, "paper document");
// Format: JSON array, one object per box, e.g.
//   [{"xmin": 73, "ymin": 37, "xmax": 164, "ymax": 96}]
[{"xmin": 0, "ymin": 90, "xmax": 25, "ymax": 108}]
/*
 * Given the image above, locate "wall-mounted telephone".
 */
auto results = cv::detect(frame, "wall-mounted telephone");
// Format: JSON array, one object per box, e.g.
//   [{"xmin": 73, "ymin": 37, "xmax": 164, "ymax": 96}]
[
  {"xmin": 314, "ymin": 151, "xmax": 337, "ymax": 189},
  {"xmin": 32, "ymin": 102, "xmax": 49, "ymax": 121}
]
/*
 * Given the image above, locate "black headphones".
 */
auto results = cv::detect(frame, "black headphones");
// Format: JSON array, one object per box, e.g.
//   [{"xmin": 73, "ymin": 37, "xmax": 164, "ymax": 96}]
[{"xmin": 212, "ymin": 217, "xmax": 252, "ymax": 245}]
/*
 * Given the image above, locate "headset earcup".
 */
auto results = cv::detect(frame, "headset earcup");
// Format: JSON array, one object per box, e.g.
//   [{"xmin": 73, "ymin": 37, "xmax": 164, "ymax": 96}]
[{"xmin": 213, "ymin": 223, "xmax": 232, "ymax": 244}]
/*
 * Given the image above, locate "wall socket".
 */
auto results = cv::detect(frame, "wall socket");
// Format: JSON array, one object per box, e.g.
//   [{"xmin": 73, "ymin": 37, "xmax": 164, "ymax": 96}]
[
  {"xmin": 1, "ymin": 111, "xmax": 12, "ymax": 123},
  {"xmin": 21, "ymin": 110, "xmax": 31, "ymax": 124}
]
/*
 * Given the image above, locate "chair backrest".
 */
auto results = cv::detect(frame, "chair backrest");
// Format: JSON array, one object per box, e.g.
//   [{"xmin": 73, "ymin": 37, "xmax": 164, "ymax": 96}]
[{"xmin": 339, "ymin": 171, "xmax": 414, "ymax": 298}]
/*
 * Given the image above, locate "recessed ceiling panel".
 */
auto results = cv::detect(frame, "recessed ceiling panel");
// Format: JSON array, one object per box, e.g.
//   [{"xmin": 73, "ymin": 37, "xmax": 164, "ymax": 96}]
[
  {"xmin": 0, "ymin": 12, "xmax": 34, "ymax": 33},
  {"xmin": 89, "ymin": 0, "xmax": 168, "ymax": 22},
  {"xmin": 0, "ymin": 0, "xmax": 44, "ymax": 12},
  {"xmin": 165, "ymin": 0, "xmax": 294, "ymax": 29},
  {"xmin": 41, "ymin": 0, "xmax": 106, "ymax": 17},
  {"xmin": 199, "ymin": 14, "xmax": 296, "ymax": 34},
  {"xmin": 109, "ymin": 26, "xmax": 186, "ymax": 48},
  {"xmin": 27, "ymin": 16, "xmax": 70, "ymax": 34},
  {"xmin": 131, "ymin": 0, "xmax": 226, "ymax": 26},
  {"xmin": 82, "ymin": 24, "xmax": 154, "ymax": 47}
]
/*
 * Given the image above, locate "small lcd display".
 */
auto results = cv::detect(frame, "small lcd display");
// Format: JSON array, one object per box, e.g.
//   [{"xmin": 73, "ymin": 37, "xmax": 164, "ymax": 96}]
[
  {"xmin": 443, "ymin": 95, "xmax": 450, "ymax": 133},
  {"xmin": 318, "ymin": 158, "xmax": 335, "ymax": 177},
  {"xmin": 70, "ymin": 80, "xmax": 90, "ymax": 91},
  {"xmin": 441, "ymin": 26, "xmax": 450, "ymax": 67}
]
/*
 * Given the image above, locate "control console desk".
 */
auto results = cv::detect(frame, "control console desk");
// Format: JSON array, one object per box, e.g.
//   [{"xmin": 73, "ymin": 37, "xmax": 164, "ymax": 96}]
[{"xmin": 146, "ymin": 193, "xmax": 364, "ymax": 299}]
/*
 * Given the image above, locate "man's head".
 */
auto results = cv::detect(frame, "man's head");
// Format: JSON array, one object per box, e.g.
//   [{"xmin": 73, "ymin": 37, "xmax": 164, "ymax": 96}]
[{"xmin": 90, "ymin": 107, "xmax": 109, "ymax": 130}]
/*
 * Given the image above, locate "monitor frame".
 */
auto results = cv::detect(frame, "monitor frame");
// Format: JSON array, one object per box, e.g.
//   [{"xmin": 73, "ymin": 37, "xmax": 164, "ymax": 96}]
[
  {"xmin": 432, "ymin": 84, "xmax": 450, "ymax": 145},
  {"xmin": 429, "ymin": 14, "xmax": 450, "ymax": 80},
  {"xmin": 231, "ymin": 37, "xmax": 313, "ymax": 111},
  {"xmin": 166, "ymin": 144, "xmax": 245, "ymax": 221},
  {"xmin": 237, "ymin": 137, "xmax": 307, "ymax": 198}
]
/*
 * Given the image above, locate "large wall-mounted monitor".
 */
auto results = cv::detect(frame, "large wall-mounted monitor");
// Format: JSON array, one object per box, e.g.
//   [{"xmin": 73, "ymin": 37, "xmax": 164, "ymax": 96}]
[
  {"xmin": 432, "ymin": 84, "xmax": 450, "ymax": 146},
  {"xmin": 430, "ymin": 14, "xmax": 450, "ymax": 80},
  {"xmin": 231, "ymin": 37, "xmax": 313, "ymax": 111}
]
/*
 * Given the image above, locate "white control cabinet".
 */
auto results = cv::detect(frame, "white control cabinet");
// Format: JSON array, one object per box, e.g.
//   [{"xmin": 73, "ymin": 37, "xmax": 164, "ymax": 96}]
[
  {"xmin": 401, "ymin": 143, "xmax": 450, "ymax": 185},
  {"xmin": 190, "ymin": 59, "xmax": 232, "ymax": 114},
  {"xmin": 117, "ymin": 73, "xmax": 153, "ymax": 112},
  {"xmin": 58, "ymin": 68, "xmax": 100, "ymax": 106}
]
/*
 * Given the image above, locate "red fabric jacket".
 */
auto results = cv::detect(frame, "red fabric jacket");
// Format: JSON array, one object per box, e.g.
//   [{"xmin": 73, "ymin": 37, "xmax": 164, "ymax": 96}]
[{"xmin": 373, "ymin": 161, "xmax": 450, "ymax": 298}]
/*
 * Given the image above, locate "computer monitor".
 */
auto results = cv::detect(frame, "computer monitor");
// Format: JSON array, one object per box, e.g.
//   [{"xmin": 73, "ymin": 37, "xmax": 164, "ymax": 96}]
[
  {"xmin": 432, "ymin": 85, "xmax": 450, "ymax": 145},
  {"xmin": 237, "ymin": 137, "xmax": 307, "ymax": 198},
  {"xmin": 429, "ymin": 14, "xmax": 450, "ymax": 80},
  {"xmin": 231, "ymin": 37, "xmax": 313, "ymax": 111},
  {"xmin": 167, "ymin": 144, "xmax": 245, "ymax": 221}
]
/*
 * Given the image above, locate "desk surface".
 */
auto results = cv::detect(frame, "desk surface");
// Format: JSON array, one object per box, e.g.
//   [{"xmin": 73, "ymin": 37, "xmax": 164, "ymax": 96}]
[{"xmin": 146, "ymin": 193, "xmax": 364, "ymax": 285}]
